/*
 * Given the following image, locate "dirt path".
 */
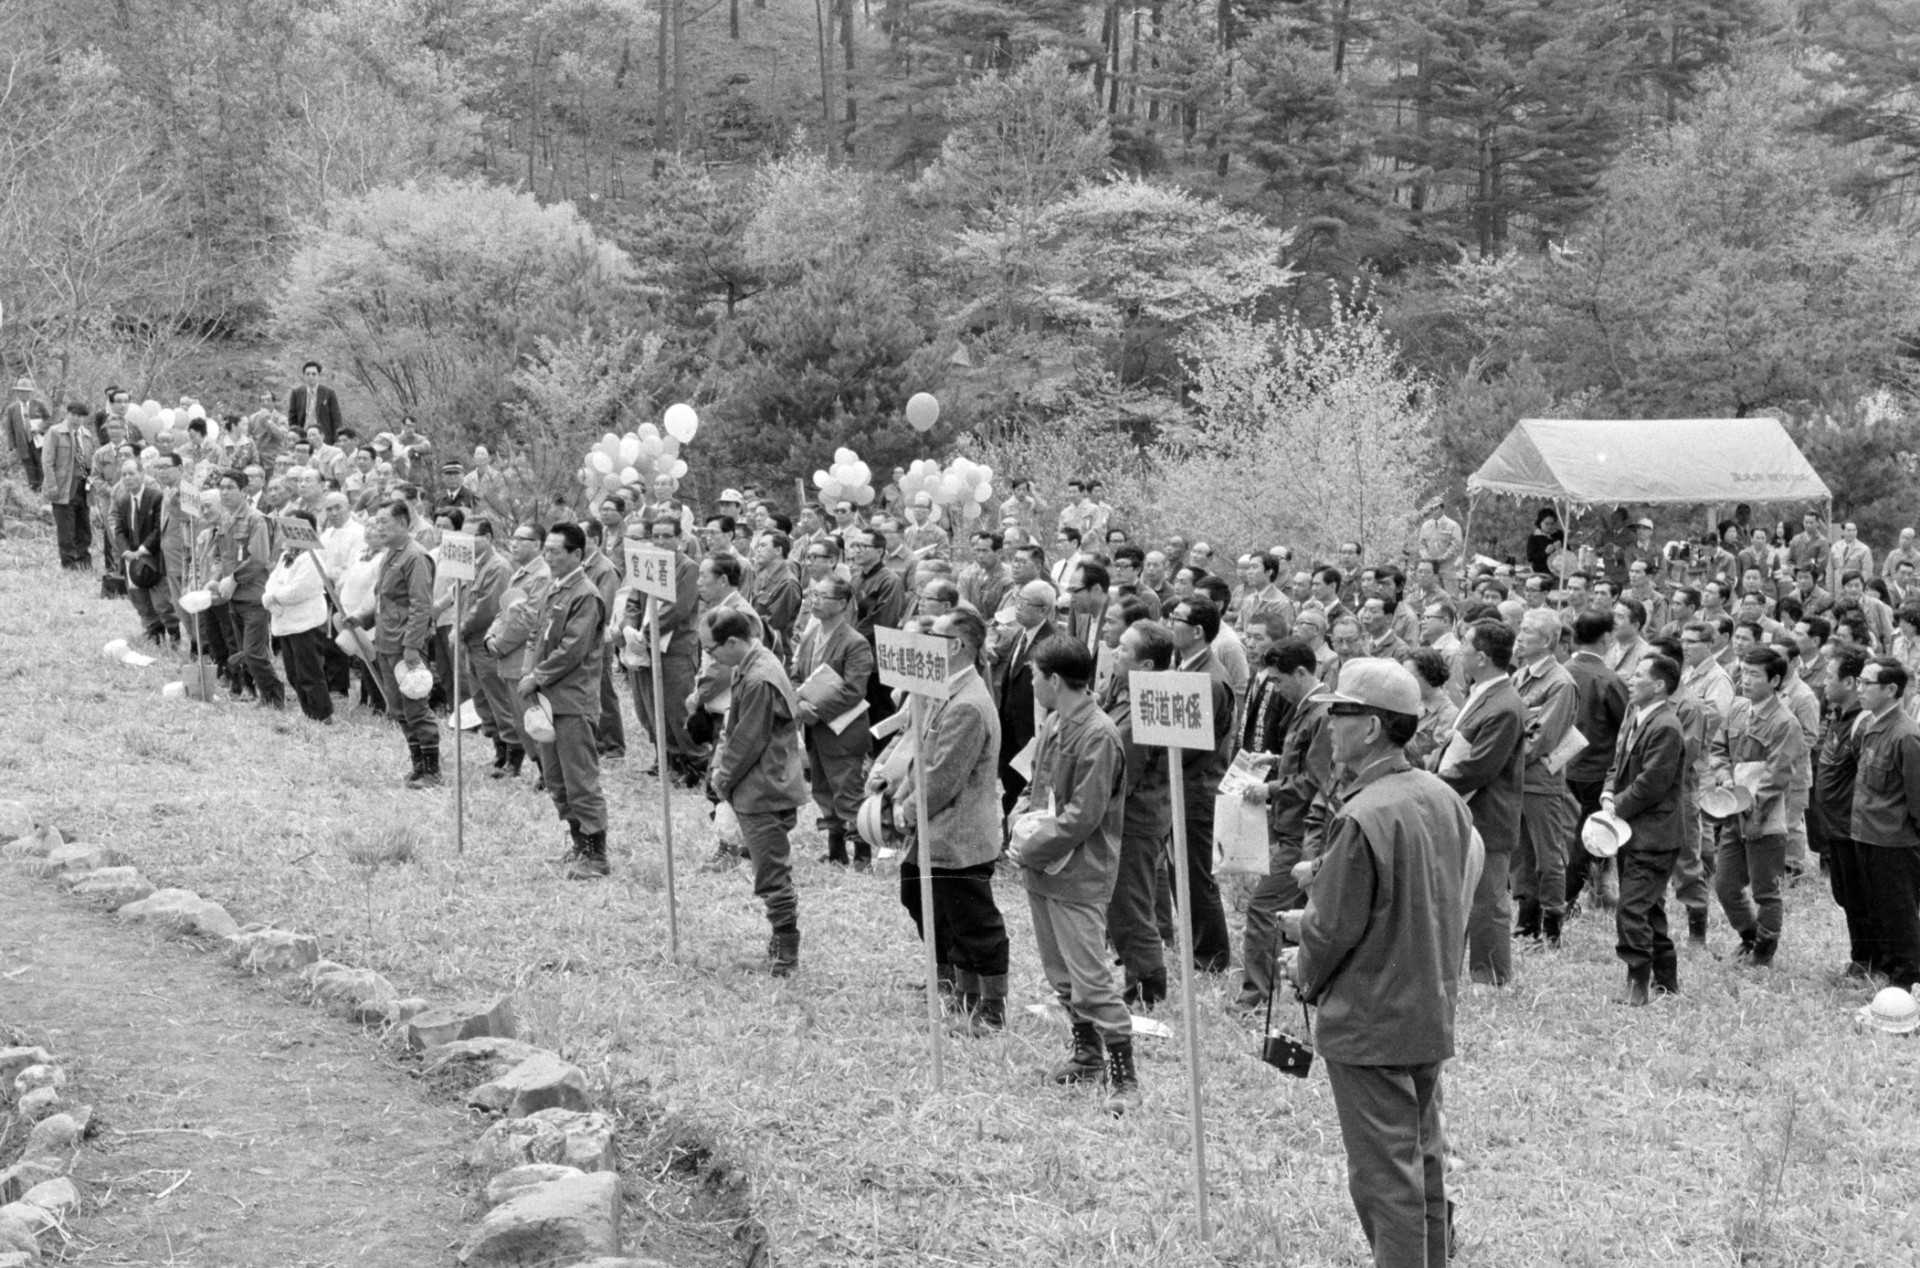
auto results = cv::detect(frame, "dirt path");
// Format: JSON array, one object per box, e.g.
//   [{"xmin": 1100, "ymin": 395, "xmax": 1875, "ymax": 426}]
[{"xmin": 0, "ymin": 869, "xmax": 475, "ymax": 1268}]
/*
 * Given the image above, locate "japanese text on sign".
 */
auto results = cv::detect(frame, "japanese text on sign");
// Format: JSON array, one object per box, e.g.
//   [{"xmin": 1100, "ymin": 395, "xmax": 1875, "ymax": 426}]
[
  {"xmin": 625, "ymin": 543, "xmax": 678, "ymax": 601},
  {"xmin": 438, "ymin": 531, "xmax": 476, "ymax": 582},
  {"xmin": 875, "ymin": 626, "xmax": 954, "ymax": 698},
  {"xmin": 273, "ymin": 515, "xmax": 321, "ymax": 552},
  {"xmin": 1128, "ymin": 671, "xmax": 1214, "ymax": 749}
]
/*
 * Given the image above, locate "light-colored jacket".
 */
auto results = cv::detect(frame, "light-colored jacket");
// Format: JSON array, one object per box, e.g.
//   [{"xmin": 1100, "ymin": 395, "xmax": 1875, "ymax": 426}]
[
  {"xmin": 896, "ymin": 667, "xmax": 1002, "ymax": 869},
  {"xmin": 262, "ymin": 550, "xmax": 329, "ymax": 636}
]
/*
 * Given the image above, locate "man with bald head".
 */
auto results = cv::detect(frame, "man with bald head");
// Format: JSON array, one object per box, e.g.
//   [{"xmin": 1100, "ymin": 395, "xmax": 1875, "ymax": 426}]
[{"xmin": 992, "ymin": 578, "xmax": 1061, "ymax": 816}]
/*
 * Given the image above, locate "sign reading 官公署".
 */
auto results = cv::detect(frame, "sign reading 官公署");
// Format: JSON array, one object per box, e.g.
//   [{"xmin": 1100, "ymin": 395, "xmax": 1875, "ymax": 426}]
[{"xmin": 625, "ymin": 543, "xmax": 678, "ymax": 602}]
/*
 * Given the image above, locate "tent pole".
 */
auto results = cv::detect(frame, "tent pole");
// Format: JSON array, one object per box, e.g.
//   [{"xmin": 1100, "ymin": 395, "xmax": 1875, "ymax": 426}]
[
  {"xmin": 1827, "ymin": 496, "xmax": 1837, "ymax": 598},
  {"xmin": 1460, "ymin": 491, "xmax": 1477, "ymax": 598}
]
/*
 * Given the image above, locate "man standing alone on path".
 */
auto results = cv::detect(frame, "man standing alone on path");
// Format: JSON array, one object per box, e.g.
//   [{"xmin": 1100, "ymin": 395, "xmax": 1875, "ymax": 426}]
[
  {"xmin": 1285, "ymin": 658, "xmax": 1471, "ymax": 1268},
  {"xmin": 1604, "ymin": 656, "xmax": 1688, "ymax": 1004},
  {"xmin": 518, "ymin": 522, "xmax": 611, "ymax": 879},
  {"xmin": 704, "ymin": 608, "xmax": 809, "ymax": 976}
]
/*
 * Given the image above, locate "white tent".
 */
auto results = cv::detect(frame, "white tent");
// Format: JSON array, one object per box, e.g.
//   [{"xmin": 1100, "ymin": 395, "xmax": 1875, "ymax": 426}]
[{"xmin": 1467, "ymin": 418, "xmax": 1830, "ymax": 507}]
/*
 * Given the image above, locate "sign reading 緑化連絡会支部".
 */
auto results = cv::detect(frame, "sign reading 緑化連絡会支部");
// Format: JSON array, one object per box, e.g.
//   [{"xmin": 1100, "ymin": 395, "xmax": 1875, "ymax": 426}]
[
  {"xmin": 1128, "ymin": 671, "xmax": 1215, "ymax": 750},
  {"xmin": 875, "ymin": 626, "xmax": 953, "ymax": 699}
]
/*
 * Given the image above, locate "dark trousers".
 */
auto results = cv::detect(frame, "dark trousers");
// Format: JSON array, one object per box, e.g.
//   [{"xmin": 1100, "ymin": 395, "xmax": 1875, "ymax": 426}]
[
  {"xmin": 804, "ymin": 728, "xmax": 867, "ymax": 827},
  {"xmin": 1153, "ymin": 852, "xmax": 1176, "ymax": 945},
  {"xmin": 51, "ymin": 499, "xmax": 91, "ymax": 568},
  {"xmin": 899, "ymin": 860, "xmax": 1011, "ymax": 983},
  {"xmin": 998, "ymin": 755, "xmax": 1028, "ymax": 820},
  {"xmin": 128, "ymin": 578, "xmax": 179, "ymax": 641},
  {"xmin": 428, "ymin": 625, "xmax": 458, "ymax": 712},
  {"xmin": 376, "ymin": 653, "xmax": 438, "ymax": 749},
  {"xmin": 227, "ymin": 598, "xmax": 284, "ymax": 706},
  {"xmin": 16, "ymin": 445, "xmax": 41, "ymax": 491},
  {"xmin": 1324, "ymin": 1059, "xmax": 1449, "ymax": 1268},
  {"xmin": 1856, "ymin": 844, "xmax": 1920, "ymax": 988},
  {"xmin": 595, "ymin": 659, "xmax": 626, "ymax": 757},
  {"xmin": 738, "ymin": 807, "xmax": 798, "ymax": 931},
  {"xmin": 1107, "ymin": 830, "xmax": 1166, "ymax": 990},
  {"xmin": 462, "ymin": 639, "xmax": 502, "ymax": 740},
  {"xmin": 1614, "ymin": 847, "xmax": 1677, "ymax": 971},
  {"xmin": 1826, "ymin": 836, "xmax": 1876, "ymax": 971},
  {"xmin": 1565, "ymin": 776, "xmax": 1606, "ymax": 908},
  {"xmin": 538, "ymin": 713, "xmax": 607, "ymax": 835},
  {"xmin": 1178, "ymin": 782, "xmax": 1233, "ymax": 971},
  {"xmin": 1513, "ymin": 788, "xmax": 1574, "ymax": 914},
  {"xmin": 1467, "ymin": 847, "xmax": 1513, "ymax": 986},
  {"xmin": 1715, "ymin": 830, "xmax": 1787, "ymax": 942},
  {"xmin": 201, "ymin": 602, "xmax": 236, "ymax": 674},
  {"xmin": 1237, "ymin": 830, "xmax": 1307, "ymax": 1005},
  {"xmin": 277, "ymin": 626, "xmax": 334, "ymax": 722}
]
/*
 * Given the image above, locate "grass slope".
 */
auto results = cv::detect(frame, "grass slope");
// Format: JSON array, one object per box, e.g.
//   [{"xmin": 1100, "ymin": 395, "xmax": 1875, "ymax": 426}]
[{"xmin": 2, "ymin": 530, "xmax": 1916, "ymax": 1266}]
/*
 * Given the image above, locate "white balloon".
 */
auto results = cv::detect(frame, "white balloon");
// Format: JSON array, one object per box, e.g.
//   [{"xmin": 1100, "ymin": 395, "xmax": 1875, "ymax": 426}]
[
  {"xmin": 670, "ymin": 459, "xmax": 687, "ymax": 478},
  {"xmin": 813, "ymin": 470, "xmax": 831, "ymax": 489},
  {"xmin": 835, "ymin": 448, "xmax": 857, "ymax": 466},
  {"xmin": 823, "ymin": 478, "xmax": 844, "ymax": 500},
  {"xmin": 639, "ymin": 422, "xmax": 660, "ymax": 442},
  {"xmin": 664, "ymin": 402, "xmax": 699, "ymax": 444},
  {"xmin": 619, "ymin": 435, "xmax": 642, "ymax": 466},
  {"xmin": 590, "ymin": 452, "xmax": 614, "ymax": 474}
]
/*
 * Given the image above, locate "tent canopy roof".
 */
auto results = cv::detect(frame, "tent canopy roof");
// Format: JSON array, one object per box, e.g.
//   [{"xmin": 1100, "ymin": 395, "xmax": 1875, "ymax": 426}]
[{"xmin": 1466, "ymin": 418, "xmax": 1830, "ymax": 508}]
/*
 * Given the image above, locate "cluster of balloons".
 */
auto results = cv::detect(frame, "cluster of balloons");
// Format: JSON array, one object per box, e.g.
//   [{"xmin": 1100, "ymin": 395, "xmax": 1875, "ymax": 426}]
[
  {"xmin": 124, "ymin": 398, "xmax": 205, "ymax": 443},
  {"xmin": 581, "ymin": 403, "xmax": 700, "ymax": 497},
  {"xmin": 813, "ymin": 448, "xmax": 876, "ymax": 506},
  {"xmin": 898, "ymin": 455, "xmax": 995, "ymax": 521}
]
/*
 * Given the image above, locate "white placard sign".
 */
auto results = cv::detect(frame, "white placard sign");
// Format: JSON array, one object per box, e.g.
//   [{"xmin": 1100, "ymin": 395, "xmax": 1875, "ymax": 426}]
[
  {"xmin": 438, "ymin": 531, "xmax": 477, "ymax": 582},
  {"xmin": 1128, "ymin": 670, "xmax": 1215, "ymax": 750},
  {"xmin": 875, "ymin": 626, "xmax": 953, "ymax": 698},
  {"xmin": 625, "ymin": 543, "xmax": 678, "ymax": 601}
]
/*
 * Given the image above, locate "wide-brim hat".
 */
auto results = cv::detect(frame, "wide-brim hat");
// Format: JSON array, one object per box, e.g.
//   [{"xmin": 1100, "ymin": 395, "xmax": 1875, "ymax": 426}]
[
  {"xmin": 1580, "ymin": 811, "xmax": 1630, "ymax": 858},
  {"xmin": 1698, "ymin": 785, "xmax": 1753, "ymax": 820},
  {"xmin": 1858, "ymin": 986, "xmax": 1920, "ymax": 1035}
]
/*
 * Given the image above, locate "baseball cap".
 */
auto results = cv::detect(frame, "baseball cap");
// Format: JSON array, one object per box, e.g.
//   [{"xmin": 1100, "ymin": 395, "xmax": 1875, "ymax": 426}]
[{"xmin": 1324, "ymin": 658, "xmax": 1421, "ymax": 717}]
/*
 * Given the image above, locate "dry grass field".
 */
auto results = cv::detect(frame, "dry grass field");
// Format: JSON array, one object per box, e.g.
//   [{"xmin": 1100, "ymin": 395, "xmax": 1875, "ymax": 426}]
[{"xmin": 2, "ymin": 527, "xmax": 1916, "ymax": 1267}]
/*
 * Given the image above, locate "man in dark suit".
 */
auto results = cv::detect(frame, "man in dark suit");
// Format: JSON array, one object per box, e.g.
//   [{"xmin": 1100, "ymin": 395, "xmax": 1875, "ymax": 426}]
[
  {"xmin": 1564, "ymin": 611, "xmax": 1628, "ymax": 912},
  {"xmin": 624, "ymin": 517, "xmax": 705, "ymax": 789},
  {"xmin": 992, "ymin": 579, "xmax": 1060, "ymax": 817},
  {"xmin": 1603, "ymin": 654, "xmax": 1688, "ymax": 1003},
  {"xmin": 286, "ymin": 360, "xmax": 343, "ymax": 446},
  {"xmin": 1438, "ymin": 619, "xmax": 1529, "ymax": 985},
  {"xmin": 1168, "ymin": 595, "xmax": 1236, "ymax": 973},
  {"xmin": 4, "ymin": 376, "xmax": 43, "ymax": 490},
  {"xmin": 111, "ymin": 456, "xmax": 178, "ymax": 643}
]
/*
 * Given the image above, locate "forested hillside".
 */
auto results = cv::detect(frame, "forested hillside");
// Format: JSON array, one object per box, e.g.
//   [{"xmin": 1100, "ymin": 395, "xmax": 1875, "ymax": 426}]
[{"xmin": 7, "ymin": 0, "xmax": 1920, "ymax": 550}]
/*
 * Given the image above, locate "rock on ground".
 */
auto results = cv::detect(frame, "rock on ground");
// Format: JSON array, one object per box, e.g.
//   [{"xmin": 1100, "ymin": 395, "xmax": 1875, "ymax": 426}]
[
  {"xmin": 0, "ymin": 801, "xmax": 32, "ymax": 842},
  {"xmin": 117, "ymin": 888, "xmax": 239, "ymax": 939},
  {"xmin": 0, "ymin": 1162, "xmax": 59, "ymax": 1206},
  {"xmin": 20, "ymin": 1178, "xmax": 77, "ymax": 1218},
  {"xmin": 457, "ymin": 1170, "xmax": 620, "ymax": 1267},
  {"xmin": 303, "ymin": 962, "xmax": 399, "ymax": 1021},
  {"xmin": 470, "ymin": 1109, "xmax": 617, "ymax": 1178},
  {"xmin": 15, "ymin": 1087, "xmax": 60, "ymax": 1121},
  {"xmin": 224, "ymin": 926, "xmax": 319, "ymax": 974},
  {"xmin": 23, "ymin": 1107, "xmax": 91, "ymax": 1159},
  {"xmin": 484, "ymin": 1164, "xmax": 584, "ymax": 1207},
  {"xmin": 405, "ymin": 996, "xmax": 517, "ymax": 1050},
  {"xmin": 0, "ymin": 1048, "xmax": 52, "ymax": 1091},
  {"xmin": 22, "ymin": 841, "xmax": 125, "ymax": 878},
  {"xmin": 13, "ymin": 1064, "xmax": 63, "ymax": 1098},
  {"xmin": 467, "ymin": 1052, "xmax": 592, "ymax": 1118},
  {"xmin": 421, "ymin": 1037, "xmax": 545, "ymax": 1080},
  {"xmin": 65, "ymin": 866, "xmax": 155, "ymax": 910},
  {"xmin": 0, "ymin": 826, "xmax": 61, "ymax": 860}
]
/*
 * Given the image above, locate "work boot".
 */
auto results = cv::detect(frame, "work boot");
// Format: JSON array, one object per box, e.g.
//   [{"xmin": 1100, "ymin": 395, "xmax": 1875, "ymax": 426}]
[
  {"xmin": 1652, "ymin": 950, "xmax": 1679, "ymax": 996},
  {"xmin": 818, "ymin": 823, "xmax": 849, "ymax": 866},
  {"xmin": 1104, "ymin": 1039, "xmax": 1141, "ymax": 1113},
  {"xmin": 698, "ymin": 841, "xmax": 743, "ymax": 873},
  {"xmin": 1541, "ymin": 908, "xmax": 1563, "ymax": 949},
  {"xmin": 851, "ymin": 830, "xmax": 873, "ymax": 873},
  {"xmin": 489, "ymin": 739, "xmax": 508, "ymax": 771},
  {"xmin": 1514, "ymin": 900, "xmax": 1542, "ymax": 943},
  {"xmin": 555, "ymin": 820, "xmax": 586, "ymax": 866},
  {"xmin": 1624, "ymin": 966, "xmax": 1651, "ymax": 1007},
  {"xmin": 1734, "ymin": 928, "xmax": 1758, "ymax": 960},
  {"xmin": 1749, "ymin": 935, "xmax": 1778, "ymax": 969},
  {"xmin": 565, "ymin": 831, "xmax": 611, "ymax": 880},
  {"xmin": 770, "ymin": 927, "xmax": 800, "ymax": 977},
  {"xmin": 1048, "ymin": 1021, "xmax": 1107, "ymax": 1086},
  {"xmin": 490, "ymin": 746, "xmax": 524, "ymax": 780},
  {"xmin": 407, "ymin": 745, "xmax": 443, "ymax": 789},
  {"xmin": 402, "ymin": 742, "xmax": 422, "ymax": 788},
  {"xmin": 1136, "ymin": 968, "xmax": 1168, "ymax": 1012},
  {"xmin": 1686, "ymin": 906, "xmax": 1708, "ymax": 946}
]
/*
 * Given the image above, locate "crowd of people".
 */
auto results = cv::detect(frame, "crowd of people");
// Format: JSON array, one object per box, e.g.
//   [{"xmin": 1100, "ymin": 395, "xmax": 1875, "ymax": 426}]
[{"xmin": 17, "ymin": 369, "xmax": 1920, "ymax": 1267}]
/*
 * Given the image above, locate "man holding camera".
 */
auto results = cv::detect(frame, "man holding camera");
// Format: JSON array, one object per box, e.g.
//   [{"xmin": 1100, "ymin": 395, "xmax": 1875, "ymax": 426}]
[{"xmin": 1285, "ymin": 657, "xmax": 1471, "ymax": 1268}]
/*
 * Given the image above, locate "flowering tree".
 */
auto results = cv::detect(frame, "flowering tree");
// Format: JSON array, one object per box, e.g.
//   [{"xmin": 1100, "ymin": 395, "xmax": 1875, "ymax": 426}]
[{"xmin": 1167, "ymin": 294, "xmax": 1432, "ymax": 562}]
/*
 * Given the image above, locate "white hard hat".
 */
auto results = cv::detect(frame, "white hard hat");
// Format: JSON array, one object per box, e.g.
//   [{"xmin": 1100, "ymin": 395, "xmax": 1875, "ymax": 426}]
[
  {"xmin": 1580, "ymin": 811, "xmax": 1630, "ymax": 859},
  {"xmin": 856, "ymin": 795, "xmax": 889, "ymax": 852},
  {"xmin": 1857, "ymin": 987, "xmax": 1920, "ymax": 1035},
  {"xmin": 177, "ymin": 589, "xmax": 214, "ymax": 614},
  {"xmin": 522, "ymin": 694, "xmax": 555, "ymax": 744},
  {"xmin": 397, "ymin": 663, "xmax": 434, "ymax": 699}
]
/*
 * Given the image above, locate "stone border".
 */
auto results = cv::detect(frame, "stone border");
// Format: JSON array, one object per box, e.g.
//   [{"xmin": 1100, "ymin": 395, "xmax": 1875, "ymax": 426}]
[{"xmin": 0, "ymin": 802, "xmax": 667, "ymax": 1268}]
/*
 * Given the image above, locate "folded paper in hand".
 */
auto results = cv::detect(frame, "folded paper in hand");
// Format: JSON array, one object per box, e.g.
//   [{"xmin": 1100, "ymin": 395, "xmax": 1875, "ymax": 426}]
[
  {"xmin": 797, "ymin": 663, "xmax": 847, "ymax": 711},
  {"xmin": 1543, "ymin": 725, "xmax": 1588, "ymax": 775},
  {"xmin": 826, "ymin": 700, "xmax": 869, "ymax": 734}
]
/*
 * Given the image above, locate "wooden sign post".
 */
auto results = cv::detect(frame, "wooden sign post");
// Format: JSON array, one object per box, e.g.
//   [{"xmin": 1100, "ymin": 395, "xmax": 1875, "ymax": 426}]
[
  {"xmin": 439, "ymin": 532, "xmax": 478, "ymax": 856},
  {"xmin": 1127, "ymin": 668, "xmax": 1216, "ymax": 1240},
  {"xmin": 627, "ymin": 540, "xmax": 682, "ymax": 960},
  {"xmin": 875, "ymin": 624, "xmax": 955, "ymax": 1090}
]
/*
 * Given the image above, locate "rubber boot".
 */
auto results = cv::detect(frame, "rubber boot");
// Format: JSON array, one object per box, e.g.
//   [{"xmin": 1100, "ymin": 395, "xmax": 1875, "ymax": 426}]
[
  {"xmin": 1048, "ymin": 1021, "xmax": 1106, "ymax": 1085},
  {"xmin": 565, "ymin": 831, "xmax": 611, "ymax": 880},
  {"xmin": 769, "ymin": 926, "xmax": 800, "ymax": 977},
  {"xmin": 1686, "ymin": 906, "xmax": 1708, "ymax": 946},
  {"xmin": 1652, "ymin": 950, "xmax": 1679, "ymax": 996},
  {"xmin": 407, "ymin": 745, "xmax": 443, "ymax": 789},
  {"xmin": 966, "ymin": 975, "xmax": 1008, "ymax": 1037},
  {"xmin": 1104, "ymin": 1039, "xmax": 1141, "ymax": 1113},
  {"xmin": 1541, "ymin": 908, "xmax": 1563, "ymax": 949},
  {"xmin": 819, "ymin": 822, "xmax": 849, "ymax": 866},
  {"xmin": 1624, "ymin": 966, "xmax": 1651, "ymax": 1007}
]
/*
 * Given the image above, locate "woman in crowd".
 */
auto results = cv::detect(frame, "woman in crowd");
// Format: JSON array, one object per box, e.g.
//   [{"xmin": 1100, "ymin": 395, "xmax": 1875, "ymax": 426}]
[{"xmin": 262, "ymin": 507, "xmax": 334, "ymax": 722}]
